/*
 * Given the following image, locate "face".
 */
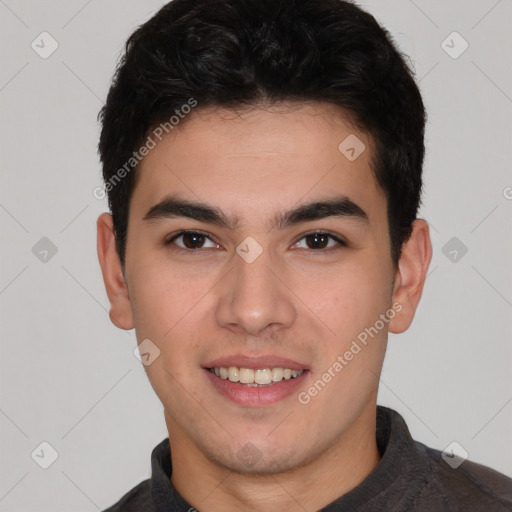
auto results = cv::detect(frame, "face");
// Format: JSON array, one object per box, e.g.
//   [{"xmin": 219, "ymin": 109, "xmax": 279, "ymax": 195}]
[{"xmin": 100, "ymin": 102, "xmax": 420, "ymax": 475}]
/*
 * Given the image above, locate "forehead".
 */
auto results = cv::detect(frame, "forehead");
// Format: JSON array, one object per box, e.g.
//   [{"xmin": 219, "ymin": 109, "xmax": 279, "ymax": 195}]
[{"xmin": 130, "ymin": 102, "xmax": 385, "ymax": 225}]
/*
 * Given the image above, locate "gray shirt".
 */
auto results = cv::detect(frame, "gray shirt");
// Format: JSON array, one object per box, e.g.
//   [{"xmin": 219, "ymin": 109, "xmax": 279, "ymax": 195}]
[{"xmin": 103, "ymin": 406, "xmax": 512, "ymax": 511}]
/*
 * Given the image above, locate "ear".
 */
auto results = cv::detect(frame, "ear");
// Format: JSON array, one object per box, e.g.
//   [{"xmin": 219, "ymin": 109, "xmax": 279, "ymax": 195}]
[
  {"xmin": 96, "ymin": 213, "xmax": 135, "ymax": 330},
  {"xmin": 388, "ymin": 219, "xmax": 432, "ymax": 334}
]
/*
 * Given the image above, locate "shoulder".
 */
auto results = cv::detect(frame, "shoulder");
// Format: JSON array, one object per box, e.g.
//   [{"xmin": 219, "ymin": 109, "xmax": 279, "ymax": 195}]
[
  {"xmin": 419, "ymin": 442, "xmax": 512, "ymax": 511},
  {"xmin": 102, "ymin": 479, "xmax": 151, "ymax": 512}
]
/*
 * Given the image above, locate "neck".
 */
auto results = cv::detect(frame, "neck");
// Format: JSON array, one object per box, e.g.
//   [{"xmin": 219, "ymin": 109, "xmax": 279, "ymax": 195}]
[{"xmin": 167, "ymin": 403, "xmax": 381, "ymax": 512}]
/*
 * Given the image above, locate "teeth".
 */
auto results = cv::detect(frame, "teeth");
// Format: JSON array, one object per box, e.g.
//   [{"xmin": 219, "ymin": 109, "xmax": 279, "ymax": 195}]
[
  {"xmin": 255, "ymin": 368, "xmax": 272, "ymax": 385},
  {"xmin": 240, "ymin": 368, "xmax": 254, "ymax": 384},
  {"xmin": 210, "ymin": 366, "xmax": 304, "ymax": 385},
  {"xmin": 272, "ymin": 367, "xmax": 284, "ymax": 381},
  {"xmin": 228, "ymin": 366, "xmax": 240, "ymax": 382}
]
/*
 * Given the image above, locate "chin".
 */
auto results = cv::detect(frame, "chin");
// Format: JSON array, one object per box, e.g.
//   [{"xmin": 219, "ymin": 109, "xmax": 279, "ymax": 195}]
[
  {"xmin": 211, "ymin": 449, "xmax": 305, "ymax": 476},
  {"xmin": 198, "ymin": 434, "xmax": 321, "ymax": 476}
]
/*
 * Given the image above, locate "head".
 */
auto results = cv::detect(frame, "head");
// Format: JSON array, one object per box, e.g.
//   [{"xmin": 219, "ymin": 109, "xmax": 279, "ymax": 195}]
[{"xmin": 97, "ymin": 0, "xmax": 431, "ymax": 476}]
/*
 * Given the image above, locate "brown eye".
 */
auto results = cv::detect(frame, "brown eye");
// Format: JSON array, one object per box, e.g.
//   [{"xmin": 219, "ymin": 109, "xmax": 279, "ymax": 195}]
[
  {"xmin": 294, "ymin": 232, "xmax": 346, "ymax": 251},
  {"xmin": 181, "ymin": 232, "xmax": 206, "ymax": 249},
  {"xmin": 305, "ymin": 233, "xmax": 329, "ymax": 249},
  {"xmin": 166, "ymin": 231, "xmax": 219, "ymax": 250}
]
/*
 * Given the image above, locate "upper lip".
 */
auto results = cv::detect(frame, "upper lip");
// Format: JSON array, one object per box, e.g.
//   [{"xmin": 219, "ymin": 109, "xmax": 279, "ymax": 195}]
[{"xmin": 203, "ymin": 355, "xmax": 309, "ymax": 371}]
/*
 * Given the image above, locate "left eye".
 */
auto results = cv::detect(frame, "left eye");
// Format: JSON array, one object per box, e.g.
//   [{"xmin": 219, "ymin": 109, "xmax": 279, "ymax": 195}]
[
  {"xmin": 167, "ymin": 231, "xmax": 220, "ymax": 250},
  {"xmin": 294, "ymin": 232, "xmax": 345, "ymax": 250}
]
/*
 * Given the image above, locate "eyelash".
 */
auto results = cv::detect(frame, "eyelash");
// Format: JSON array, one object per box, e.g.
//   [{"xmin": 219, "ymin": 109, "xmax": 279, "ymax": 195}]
[{"xmin": 164, "ymin": 230, "xmax": 347, "ymax": 254}]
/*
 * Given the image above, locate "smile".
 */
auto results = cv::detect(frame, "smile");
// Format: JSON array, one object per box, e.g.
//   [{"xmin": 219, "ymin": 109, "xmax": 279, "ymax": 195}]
[{"xmin": 208, "ymin": 366, "xmax": 304, "ymax": 386}]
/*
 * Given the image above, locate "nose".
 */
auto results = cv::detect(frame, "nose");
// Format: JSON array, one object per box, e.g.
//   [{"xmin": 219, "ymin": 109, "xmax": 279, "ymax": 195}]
[{"xmin": 215, "ymin": 246, "xmax": 297, "ymax": 337}]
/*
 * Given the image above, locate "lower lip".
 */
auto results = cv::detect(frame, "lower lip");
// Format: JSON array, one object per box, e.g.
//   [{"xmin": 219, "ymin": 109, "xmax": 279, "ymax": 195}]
[{"xmin": 204, "ymin": 369, "xmax": 307, "ymax": 406}]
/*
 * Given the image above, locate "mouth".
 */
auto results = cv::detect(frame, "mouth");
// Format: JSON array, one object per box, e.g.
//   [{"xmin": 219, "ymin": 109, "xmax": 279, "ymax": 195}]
[
  {"xmin": 207, "ymin": 366, "xmax": 304, "ymax": 386},
  {"xmin": 202, "ymin": 356, "xmax": 309, "ymax": 406}
]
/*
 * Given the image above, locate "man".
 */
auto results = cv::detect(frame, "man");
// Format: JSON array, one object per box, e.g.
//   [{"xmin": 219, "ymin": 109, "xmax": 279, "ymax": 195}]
[{"xmin": 96, "ymin": 0, "xmax": 512, "ymax": 510}]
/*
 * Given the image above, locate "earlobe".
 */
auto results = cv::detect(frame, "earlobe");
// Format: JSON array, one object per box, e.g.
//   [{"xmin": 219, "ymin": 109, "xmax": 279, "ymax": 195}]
[
  {"xmin": 389, "ymin": 219, "xmax": 432, "ymax": 334},
  {"xmin": 96, "ymin": 213, "xmax": 135, "ymax": 330}
]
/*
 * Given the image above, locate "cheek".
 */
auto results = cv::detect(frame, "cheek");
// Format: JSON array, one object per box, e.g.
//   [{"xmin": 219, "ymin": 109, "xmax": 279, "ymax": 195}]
[
  {"xmin": 127, "ymin": 258, "xmax": 210, "ymax": 367},
  {"xmin": 127, "ymin": 248, "xmax": 208, "ymax": 330},
  {"xmin": 298, "ymin": 260, "xmax": 391, "ymax": 336}
]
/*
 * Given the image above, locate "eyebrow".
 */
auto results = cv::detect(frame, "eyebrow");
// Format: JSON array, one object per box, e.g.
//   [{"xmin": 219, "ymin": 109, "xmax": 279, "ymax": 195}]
[{"xmin": 142, "ymin": 194, "xmax": 368, "ymax": 230}]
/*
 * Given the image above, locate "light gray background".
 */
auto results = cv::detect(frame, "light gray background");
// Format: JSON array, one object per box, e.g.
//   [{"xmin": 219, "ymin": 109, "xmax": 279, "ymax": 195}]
[{"xmin": 1, "ymin": 0, "xmax": 511, "ymax": 510}]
